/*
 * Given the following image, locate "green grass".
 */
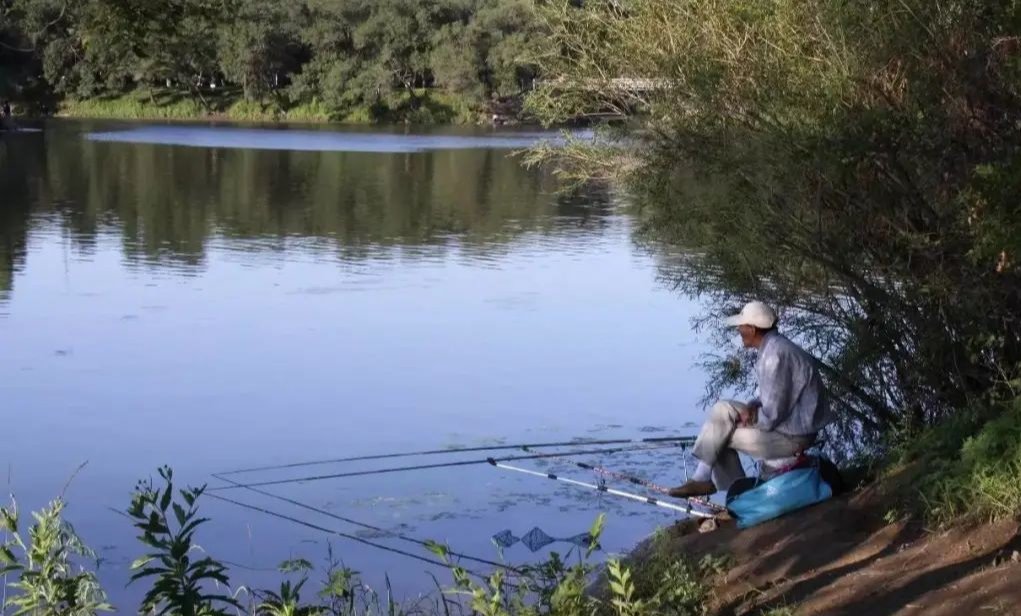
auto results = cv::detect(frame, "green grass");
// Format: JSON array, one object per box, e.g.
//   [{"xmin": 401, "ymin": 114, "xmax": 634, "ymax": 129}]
[
  {"xmin": 59, "ymin": 88, "xmax": 484, "ymax": 125},
  {"xmin": 889, "ymin": 398, "xmax": 1021, "ymax": 526},
  {"xmin": 339, "ymin": 105, "xmax": 375, "ymax": 124},
  {"xmin": 917, "ymin": 400, "xmax": 1021, "ymax": 525},
  {"xmin": 61, "ymin": 92, "xmax": 209, "ymax": 120},
  {"xmin": 225, "ymin": 98, "xmax": 278, "ymax": 121},
  {"xmin": 285, "ymin": 99, "xmax": 334, "ymax": 123}
]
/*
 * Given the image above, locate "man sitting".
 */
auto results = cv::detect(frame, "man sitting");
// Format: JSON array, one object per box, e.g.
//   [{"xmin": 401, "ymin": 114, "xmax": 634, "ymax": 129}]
[{"xmin": 669, "ymin": 301, "xmax": 832, "ymax": 498}]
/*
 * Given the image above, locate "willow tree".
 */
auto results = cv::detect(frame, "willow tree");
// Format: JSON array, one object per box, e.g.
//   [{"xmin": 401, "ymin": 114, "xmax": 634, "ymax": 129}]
[{"xmin": 528, "ymin": 0, "xmax": 1021, "ymax": 452}]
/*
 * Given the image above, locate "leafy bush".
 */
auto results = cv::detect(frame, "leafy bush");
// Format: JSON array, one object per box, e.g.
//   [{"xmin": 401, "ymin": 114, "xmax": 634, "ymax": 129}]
[
  {"xmin": 0, "ymin": 497, "xmax": 111, "ymax": 615},
  {"xmin": 917, "ymin": 400, "xmax": 1021, "ymax": 525}
]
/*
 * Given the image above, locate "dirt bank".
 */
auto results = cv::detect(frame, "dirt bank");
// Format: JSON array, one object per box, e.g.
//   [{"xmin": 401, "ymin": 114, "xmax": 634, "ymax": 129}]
[{"xmin": 636, "ymin": 476, "xmax": 1021, "ymax": 615}]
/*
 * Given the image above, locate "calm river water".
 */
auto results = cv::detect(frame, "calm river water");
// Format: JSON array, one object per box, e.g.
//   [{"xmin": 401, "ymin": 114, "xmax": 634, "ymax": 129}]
[{"xmin": 0, "ymin": 120, "xmax": 719, "ymax": 606}]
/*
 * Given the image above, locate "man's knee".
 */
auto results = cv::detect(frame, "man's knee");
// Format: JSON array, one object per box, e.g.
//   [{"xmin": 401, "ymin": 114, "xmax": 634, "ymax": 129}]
[{"xmin": 710, "ymin": 399, "xmax": 744, "ymax": 421}]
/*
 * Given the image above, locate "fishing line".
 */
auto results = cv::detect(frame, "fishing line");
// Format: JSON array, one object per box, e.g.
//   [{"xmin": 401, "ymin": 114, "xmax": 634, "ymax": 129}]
[
  {"xmin": 209, "ymin": 439, "xmax": 705, "ymax": 578},
  {"xmin": 211, "ymin": 472, "xmax": 516, "ymax": 572},
  {"xmin": 210, "ymin": 442, "xmax": 685, "ymax": 492},
  {"xmin": 218, "ymin": 436, "xmax": 696, "ymax": 476},
  {"xmin": 206, "ymin": 493, "xmax": 512, "ymax": 582}
]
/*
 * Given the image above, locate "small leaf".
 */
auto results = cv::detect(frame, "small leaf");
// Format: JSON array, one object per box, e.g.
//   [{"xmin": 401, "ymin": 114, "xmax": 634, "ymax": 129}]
[
  {"xmin": 159, "ymin": 485, "xmax": 173, "ymax": 512},
  {"xmin": 129, "ymin": 567, "xmax": 171, "ymax": 582},
  {"xmin": 172, "ymin": 503, "xmax": 187, "ymax": 527},
  {"xmin": 0, "ymin": 564, "xmax": 22, "ymax": 576},
  {"xmin": 423, "ymin": 540, "xmax": 450, "ymax": 559},
  {"xmin": 130, "ymin": 555, "xmax": 155, "ymax": 570},
  {"xmin": 0, "ymin": 545, "xmax": 17, "ymax": 566}
]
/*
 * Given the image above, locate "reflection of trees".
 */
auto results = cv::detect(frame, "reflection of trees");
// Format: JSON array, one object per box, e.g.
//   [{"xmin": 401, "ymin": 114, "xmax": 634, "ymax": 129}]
[
  {"xmin": 25, "ymin": 134, "xmax": 614, "ymax": 273},
  {"xmin": 0, "ymin": 137, "xmax": 39, "ymax": 302}
]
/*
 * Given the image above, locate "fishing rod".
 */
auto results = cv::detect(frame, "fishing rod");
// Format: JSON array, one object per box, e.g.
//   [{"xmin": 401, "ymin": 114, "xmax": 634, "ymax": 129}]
[
  {"xmin": 486, "ymin": 459, "xmax": 716, "ymax": 519},
  {"xmin": 210, "ymin": 442, "xmax": 686, "ymax": 492},
  {"xmin": 210, "ymin": 472, "xmax": 515, "ymax": 572},
  {"xmin": 219, "ymin": 435, "xmax": 697, "ymax": 476},
  {"xmin": 520, "ymin": 446, "xmax": 725, "ymax": 513}
]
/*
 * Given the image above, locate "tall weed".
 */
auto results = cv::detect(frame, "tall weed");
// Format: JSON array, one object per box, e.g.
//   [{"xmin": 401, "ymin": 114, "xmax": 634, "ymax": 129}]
[
  {"xmin": 128, "ymin": 466, "xmax": 240, "ymax": 615},
  {"xmin": 0, "ymin": 497, "xmax": 111, "ymax": 615}
]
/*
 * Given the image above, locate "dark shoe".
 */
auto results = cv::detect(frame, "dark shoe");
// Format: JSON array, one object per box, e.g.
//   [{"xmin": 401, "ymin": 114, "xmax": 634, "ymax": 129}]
[{"xmin": 668, "ymin": 480, "xmax": 716, "ymax": 498}]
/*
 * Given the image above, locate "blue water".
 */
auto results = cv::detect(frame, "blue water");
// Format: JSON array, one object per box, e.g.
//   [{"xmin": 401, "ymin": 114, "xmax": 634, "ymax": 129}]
[{"xmin": 0, "ymin": 120, "xmax": 721, "ymax": 607}]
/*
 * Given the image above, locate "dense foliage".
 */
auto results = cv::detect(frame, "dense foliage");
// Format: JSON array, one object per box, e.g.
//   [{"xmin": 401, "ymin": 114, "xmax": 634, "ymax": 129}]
[
  {"xmin": 0, "ymin": 0, "xmax": 542, "ymax": 121},
  {"xmin": 527, "ymin": 0, "xmax": 1021, "ymax": 456}
]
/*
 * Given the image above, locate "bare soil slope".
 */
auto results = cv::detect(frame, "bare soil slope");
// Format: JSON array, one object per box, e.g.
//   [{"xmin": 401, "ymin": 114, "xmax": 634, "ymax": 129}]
[{"xmin": 642, "ymin": 478, "xmax": 1021, "ymax": 615}]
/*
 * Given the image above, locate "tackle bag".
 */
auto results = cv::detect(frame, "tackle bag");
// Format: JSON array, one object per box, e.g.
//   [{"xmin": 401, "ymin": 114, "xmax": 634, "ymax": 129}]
[{"xmin": 725, "ymin": 464, "xmax": 833, "ymax": 529}]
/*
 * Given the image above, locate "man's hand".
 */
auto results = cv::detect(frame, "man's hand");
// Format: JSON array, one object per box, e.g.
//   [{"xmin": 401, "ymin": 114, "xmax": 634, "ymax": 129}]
[{"xmin": 739, "ymin": 401, "xmax": 761, "ymax": 427}]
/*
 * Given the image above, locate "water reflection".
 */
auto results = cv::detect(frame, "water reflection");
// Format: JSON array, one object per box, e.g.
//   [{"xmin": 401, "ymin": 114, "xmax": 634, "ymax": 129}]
[
  {"xmin": 1, "ymin": 122, "xmax": 614, "ymax": 298},
  {"xmin": 87, "ymin": 125, "xmax": 574, "ymax": 152},
  {"xmin": 0, "ymin": 134, "xmax": 40, "ymax": 304}
]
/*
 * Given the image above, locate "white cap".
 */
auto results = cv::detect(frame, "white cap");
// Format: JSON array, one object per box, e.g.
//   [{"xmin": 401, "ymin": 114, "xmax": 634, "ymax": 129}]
[{"xmin": 724, "ymin": 301, "xmax": 777, "ymax": 329}]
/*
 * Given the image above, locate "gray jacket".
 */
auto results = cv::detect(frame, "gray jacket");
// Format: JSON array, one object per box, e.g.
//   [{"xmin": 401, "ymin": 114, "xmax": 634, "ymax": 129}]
[{"xmin": 751, "ymin": 332, "xmax": 832, "ymax": 436}]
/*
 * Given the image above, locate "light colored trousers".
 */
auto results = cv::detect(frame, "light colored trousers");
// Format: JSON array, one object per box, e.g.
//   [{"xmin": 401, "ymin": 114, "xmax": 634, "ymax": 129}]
[{"xmin": 692, "ymin": 400, "xmax": 816, "ymax": 491}]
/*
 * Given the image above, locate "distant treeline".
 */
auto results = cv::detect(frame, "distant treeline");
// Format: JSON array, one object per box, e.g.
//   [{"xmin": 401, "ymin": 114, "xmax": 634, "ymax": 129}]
[{"xmin": 0, "ymin": 0, "xmax": 543, "ymax": 121}]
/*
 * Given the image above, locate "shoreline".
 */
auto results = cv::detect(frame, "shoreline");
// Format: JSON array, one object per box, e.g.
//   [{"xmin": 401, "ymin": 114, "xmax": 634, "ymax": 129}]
[
  {"xmin": 46, "ymin": 111, "xmax": 520, "ymax": 129},
  {"xmin": 26, "ymin": 89, "xmax": 523, "ymax": 127},
  {"xmin": 49, "ymin": 108, "xmax": 488, "ymax": 127}
]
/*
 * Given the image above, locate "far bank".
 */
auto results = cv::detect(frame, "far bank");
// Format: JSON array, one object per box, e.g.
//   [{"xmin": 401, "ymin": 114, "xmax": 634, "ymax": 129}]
[{"xmin": 25, "ymin": 88, "xmax": 527, "ymax": 126}]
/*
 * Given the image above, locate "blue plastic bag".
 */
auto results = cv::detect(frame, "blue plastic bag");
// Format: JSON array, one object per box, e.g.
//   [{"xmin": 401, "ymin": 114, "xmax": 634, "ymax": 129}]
[{"xmin": 726, "ymin": 467, "xmax": 833, "ymax": 529}]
